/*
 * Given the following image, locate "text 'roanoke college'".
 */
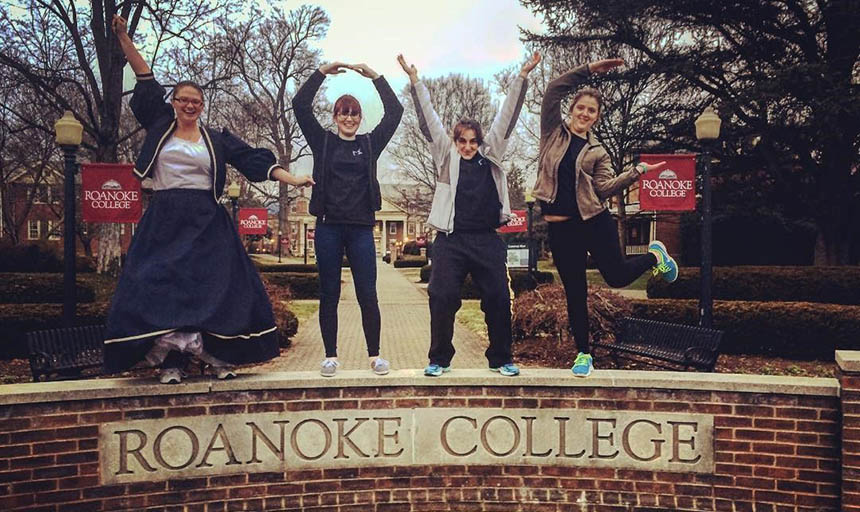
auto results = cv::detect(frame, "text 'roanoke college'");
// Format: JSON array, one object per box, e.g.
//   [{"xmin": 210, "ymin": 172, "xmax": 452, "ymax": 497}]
[{"xmin": 99, "ymin": 408, "xmax": 714, "ymax": 484}]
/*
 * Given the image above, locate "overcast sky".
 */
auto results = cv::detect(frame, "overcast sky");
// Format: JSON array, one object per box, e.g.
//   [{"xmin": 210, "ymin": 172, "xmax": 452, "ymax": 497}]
[{"xmin": 291, "ymin": 0, "xmax": 543, "ymax": 178}]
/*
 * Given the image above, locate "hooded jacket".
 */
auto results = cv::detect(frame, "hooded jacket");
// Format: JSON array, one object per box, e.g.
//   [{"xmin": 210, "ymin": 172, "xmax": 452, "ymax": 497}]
[
  {"xmin": 532, "ymin": 65, "xmax": 640, "ymax": 220},
  {"xmin": 409, "ymin": 75, "xmax": 528, "ymax": 233}
]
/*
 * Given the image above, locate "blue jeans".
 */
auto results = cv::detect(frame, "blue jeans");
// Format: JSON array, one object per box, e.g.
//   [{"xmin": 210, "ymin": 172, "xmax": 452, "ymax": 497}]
[{"xmin": 315, "ymin": 222, "xmax": 380, "ymax": 358}]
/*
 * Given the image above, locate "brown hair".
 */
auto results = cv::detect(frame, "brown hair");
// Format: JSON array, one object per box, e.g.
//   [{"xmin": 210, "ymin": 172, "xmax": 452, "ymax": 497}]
[
  {"xmin": 172, "ymin": 80, "xmax": 205, "ymax": 99},
  {"xmin": 333, "ymin": 95, "xmax": 362, "ymax": 116},
  {"xmin": 569, "ymin": 87, "xmax": 604, "ymax": 114},
  {"xmin": 452, "ymin": 119, "xmax": 483, "ymax": 145}
]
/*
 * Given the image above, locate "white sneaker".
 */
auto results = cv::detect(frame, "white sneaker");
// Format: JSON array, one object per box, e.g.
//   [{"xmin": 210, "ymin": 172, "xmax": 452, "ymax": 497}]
[
  {"xmin": 212, "ymin": 367, "xmax": 237, "ymax": 380},
  {"xmin": 320, "ymin": 359, "xmax": 339, "ymax": 377},
  {"xmin": 159, "ymin": 368, "xmax": 184, "ymax": 384},
  {"xmin": 371, "ymin": 357, "xmax": 390, "ymax": 375}
]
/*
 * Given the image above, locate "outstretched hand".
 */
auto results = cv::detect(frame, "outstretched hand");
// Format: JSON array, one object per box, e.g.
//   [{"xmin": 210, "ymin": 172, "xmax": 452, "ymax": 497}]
[
  {"xmin": 519, "ymin": 52, "xmax": 541, "ymax": 77},
  {"xmin": 397, "ymin": 54, "xmax": 418, "ymax": 84},
  {"xmin": 349, "ymin": 63, "xmax": 379, "ymax": 80},
  {"xmin": 638, "ymin": 161, "xmax": 667, "ymax": 176},
  {"xmin": 112, "ymin": 14, "xmax": 128, "ymax": 37},
  {"xmin": 588, "ymin": 58, "xmax": 624, "ymax": 74},
  {"xmin": 319, "ymin": 62, "xmax": 351, "ymax": 75}
]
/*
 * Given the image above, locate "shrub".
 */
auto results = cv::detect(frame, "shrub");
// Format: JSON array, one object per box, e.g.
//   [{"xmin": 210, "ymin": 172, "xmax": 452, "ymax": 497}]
[
  {"xmin": 393, "ymin": 256, "xmax": 427, "ymax": 268},
  {"xmin": 261, "ymin": 273, "xmax": 320, "ymax": 300},
  {"xmin": 420, "ymin": 265, "xmax": 553, "ymax": 296},
  {"xmin": 511, "ymin": 284, "xmax": 632, "ymax": 367},
  {"xmin": 0, "ymin": 273, "xmax": 97, "ymax": 304},
  {"xmin": 510, "ymin": 270, "xmax": 554, "ymax": 294},
  {"xmin": 0, "ymin": 242, "xmax": 95, "ymax": 273},
  {"xmin": 402, "ymin": 240, "xmax": 420, "ymax": 255},
  {"xmin": 256, "ymin": 263, "xmax": 318, "ymax": 273},
  {"xmin": 0, "ymin": 302, "xmax": 109, "ymax": 359},
  {"xmin": 630, "ymin": 298, "xmax": 860, "ymax": 358},
  {"xmin": 647, "ymin": 266, "xmax": 860, "ymax": 305},
  {"xmin": 262, "ymin": 279, "xmax": 298, "ymax": 347}
]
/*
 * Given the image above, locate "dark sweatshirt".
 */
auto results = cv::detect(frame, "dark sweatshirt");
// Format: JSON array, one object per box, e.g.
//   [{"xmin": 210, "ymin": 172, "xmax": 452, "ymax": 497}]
[{"xmin": 292, "ymin": 70, "xmax": 404, "ymax": 223}]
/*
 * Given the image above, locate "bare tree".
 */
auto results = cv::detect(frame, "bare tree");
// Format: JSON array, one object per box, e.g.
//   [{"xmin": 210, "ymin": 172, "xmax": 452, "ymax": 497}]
[
  {"xmin": 391, "ymin": 74, "xmax": 496, "ymax": 193},
  {"xmin": 0, "ymin": 0, "xmax": 235, "ymax": 274},
  {"xmin": 203, "ymin": 4, "xmax": 329, "ymax": 244}
]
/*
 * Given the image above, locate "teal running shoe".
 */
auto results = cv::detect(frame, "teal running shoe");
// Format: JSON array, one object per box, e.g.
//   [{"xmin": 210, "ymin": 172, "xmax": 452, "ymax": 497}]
[
  {"xmin": 648, "ymin": 240, "xmax": 678, "ymax": 283},
  {"xmin": 424, "ymin": 363, "xmax": 450, "ymax": 377},
  {"xmin": 571, "ymin": 352, "xmax": 593, "ymax": 377},
  {"xmin": 490, "ymin": 363, "xmax": 520, "ymax": 376}
]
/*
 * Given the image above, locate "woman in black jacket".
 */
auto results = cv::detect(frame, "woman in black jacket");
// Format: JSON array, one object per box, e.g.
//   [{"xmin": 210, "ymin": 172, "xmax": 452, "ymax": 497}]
[
  {"xmin": 105, "ymin": 15, "xmax": 313, "ymax": 383},
  {"xmin": 292, "ymin": 61, "xmax": 403, "ymax": 377}
]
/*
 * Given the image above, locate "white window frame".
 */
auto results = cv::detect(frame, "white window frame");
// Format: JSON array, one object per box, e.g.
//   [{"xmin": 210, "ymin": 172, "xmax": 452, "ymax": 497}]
[
  {"xmin": 28, "ymin": 220, "xmax": 40, "ymax": 240},
  {"xmin": 389, "ymin": 223, "xmax": 397, "ymax": 235}
]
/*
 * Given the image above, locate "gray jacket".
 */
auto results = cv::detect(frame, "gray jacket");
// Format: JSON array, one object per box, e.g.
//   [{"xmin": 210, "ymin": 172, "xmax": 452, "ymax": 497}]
[
  {"xmin": 409, "ymin": 76, "xmax": 528, "ymax": 233},
  {"xmin": 532, "ymin": 65, "xmax": 640, "ymax": 220}
]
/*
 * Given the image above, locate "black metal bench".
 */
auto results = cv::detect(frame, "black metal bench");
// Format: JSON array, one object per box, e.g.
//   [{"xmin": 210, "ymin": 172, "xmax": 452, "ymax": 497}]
[
  {"xmin": 592, "ymin": 317, "xmax": 724, "ymax": 372},
  {"xmin": 27, "ymin": 324, "xmax": 105, "ymax": 382}
]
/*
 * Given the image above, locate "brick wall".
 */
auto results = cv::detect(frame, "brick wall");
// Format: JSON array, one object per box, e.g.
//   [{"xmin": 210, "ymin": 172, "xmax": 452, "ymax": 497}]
[{"xmin": 0, "ymin": 370, "xmax": 842, "ymax": 512}]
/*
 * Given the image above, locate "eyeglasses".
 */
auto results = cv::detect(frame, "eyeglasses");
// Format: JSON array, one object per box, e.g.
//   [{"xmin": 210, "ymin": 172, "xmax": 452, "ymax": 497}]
[
  {"xmin": 173, "ymin": 97, "xmax": 203, "ymax": 107},
  {"xmin": 336, "ymin": 112, "xmax": 361, "ymax": 119}
]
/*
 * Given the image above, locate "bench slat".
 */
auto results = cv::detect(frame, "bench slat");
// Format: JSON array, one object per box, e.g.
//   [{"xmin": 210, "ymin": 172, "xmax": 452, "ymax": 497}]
[{"xmin": 27, "ymin": 325, "xmax": 105, "ymax": 382}]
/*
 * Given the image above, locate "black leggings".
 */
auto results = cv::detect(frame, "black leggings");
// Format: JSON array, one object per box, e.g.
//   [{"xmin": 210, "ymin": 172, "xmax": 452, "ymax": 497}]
[{"xmin": 548, "ymin": 210, "xmax": 657, "ymax": 354}]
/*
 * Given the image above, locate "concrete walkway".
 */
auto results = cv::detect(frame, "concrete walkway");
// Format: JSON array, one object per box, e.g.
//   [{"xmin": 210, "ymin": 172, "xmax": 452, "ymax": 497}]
[{"xmin": 253, "ymin": 260, "xmax": 489, "ymax": 373}]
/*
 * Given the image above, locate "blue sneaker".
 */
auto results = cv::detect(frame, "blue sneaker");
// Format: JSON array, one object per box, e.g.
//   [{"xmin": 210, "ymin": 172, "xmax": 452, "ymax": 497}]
[
  {"xmin": 648, "ymin": 240, "xmax": 678, "ymax": 283},
  {"xmin": 424, "ymin": 363, "xmax": 450, "ymax": 377},
  {"xmin": 490, "ymin": 363, "xmax": 520, "ymax": 376},
  {"xmin": 571, "ymin": 352, "xmax": 593, "ymax": 377}
]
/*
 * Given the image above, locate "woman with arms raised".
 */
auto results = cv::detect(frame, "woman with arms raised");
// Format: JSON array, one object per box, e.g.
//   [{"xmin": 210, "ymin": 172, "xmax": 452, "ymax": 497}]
[
  {"xmin": 292, "ymin": 59, "xmax": 403, "ymax": 377},
  {"xmin": 105, "ymin": 15, "xmax": 313, "ymax": 383},
  {"xmin": 398, "ymin": 52, "xmax": 540, "ymax": 378}
]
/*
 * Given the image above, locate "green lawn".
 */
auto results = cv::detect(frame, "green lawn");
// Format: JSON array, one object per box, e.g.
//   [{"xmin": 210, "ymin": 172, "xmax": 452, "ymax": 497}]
[
  {"xmin": 456, "ymin": 300, "xmax": 488, "ymax": 340},
  {"xmin": 286, "ymin": 300, "xmax": 320, "ymax": 325}
]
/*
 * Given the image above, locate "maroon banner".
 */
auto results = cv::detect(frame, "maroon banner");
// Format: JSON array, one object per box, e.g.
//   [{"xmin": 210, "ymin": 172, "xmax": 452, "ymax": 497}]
[
  {"xmin": 498, "ymin": 209, "xmax": 528, "ymax": 233},
  {"xmin": 638, "ymin": 154, "xmax": 697, "ymax": 211},
  {"xmin": 81, "ymin": 163, "xmax": 142, "ymax": 223},
  {"xmin": 238, "ymin": 208, "xmax": 268, "ymax": 235}
]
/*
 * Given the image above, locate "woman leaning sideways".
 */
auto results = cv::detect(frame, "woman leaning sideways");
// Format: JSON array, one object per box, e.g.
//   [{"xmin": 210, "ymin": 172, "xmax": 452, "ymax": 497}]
[
  {"xmin": 104, "ymin": 15, "xmax": 313, "ymax": 384},
  {"xmin": 533, "ymin": 58, "xmax": 678, "ymax": 378}
]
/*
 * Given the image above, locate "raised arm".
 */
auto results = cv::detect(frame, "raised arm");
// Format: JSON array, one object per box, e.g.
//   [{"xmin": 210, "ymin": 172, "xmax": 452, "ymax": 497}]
[
  {"xmin": 540, "ymin": 58, "xmax": 623, "ymax": 136},
  {"xmin": 112, "ymin": 15, "xmax": 150, "ymax": 77},
  {"xmin": 349, "ymin": 63, "xmax": 403, "ymax": 157},
  {"xmin": 398, "ymin": 54, "xmax": 450, "ymax": 166},
  {"xmin": 483, "ymin": 52, "xmax": 540, "ymax": 160},
  {"xmin": 291, "ymin": 62, "xmax": 351, "ymax": 150},
  {"xmin": 113, "ymin": 15, "xmax": 173, "ymax": 128}
]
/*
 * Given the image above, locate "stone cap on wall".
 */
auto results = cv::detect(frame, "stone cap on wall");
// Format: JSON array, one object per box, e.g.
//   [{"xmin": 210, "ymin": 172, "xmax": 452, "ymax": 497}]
[
  {"xmin": 836, "ymin": 350, "xmax": 860, "ymax": 373},
  {"xmin": 0, "ymin": 369, "xmax": 838, "ymax": 405}
]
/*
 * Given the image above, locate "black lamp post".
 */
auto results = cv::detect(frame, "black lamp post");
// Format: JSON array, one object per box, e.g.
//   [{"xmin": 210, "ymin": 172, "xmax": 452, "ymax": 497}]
[
  {"xmin": 695, "ymin": 106, "xmax": 722, "ymax": 329},
  {"xmin": 227, "ymin": 182, "xmax": 240, "ymax": 232},
  {"xmin": 525, "ymin": 191, "xmax": 536, "ymax": 275},
  {"xmin": 54, "ymin": 111, "xmax": 83, "ymax": 327}
]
